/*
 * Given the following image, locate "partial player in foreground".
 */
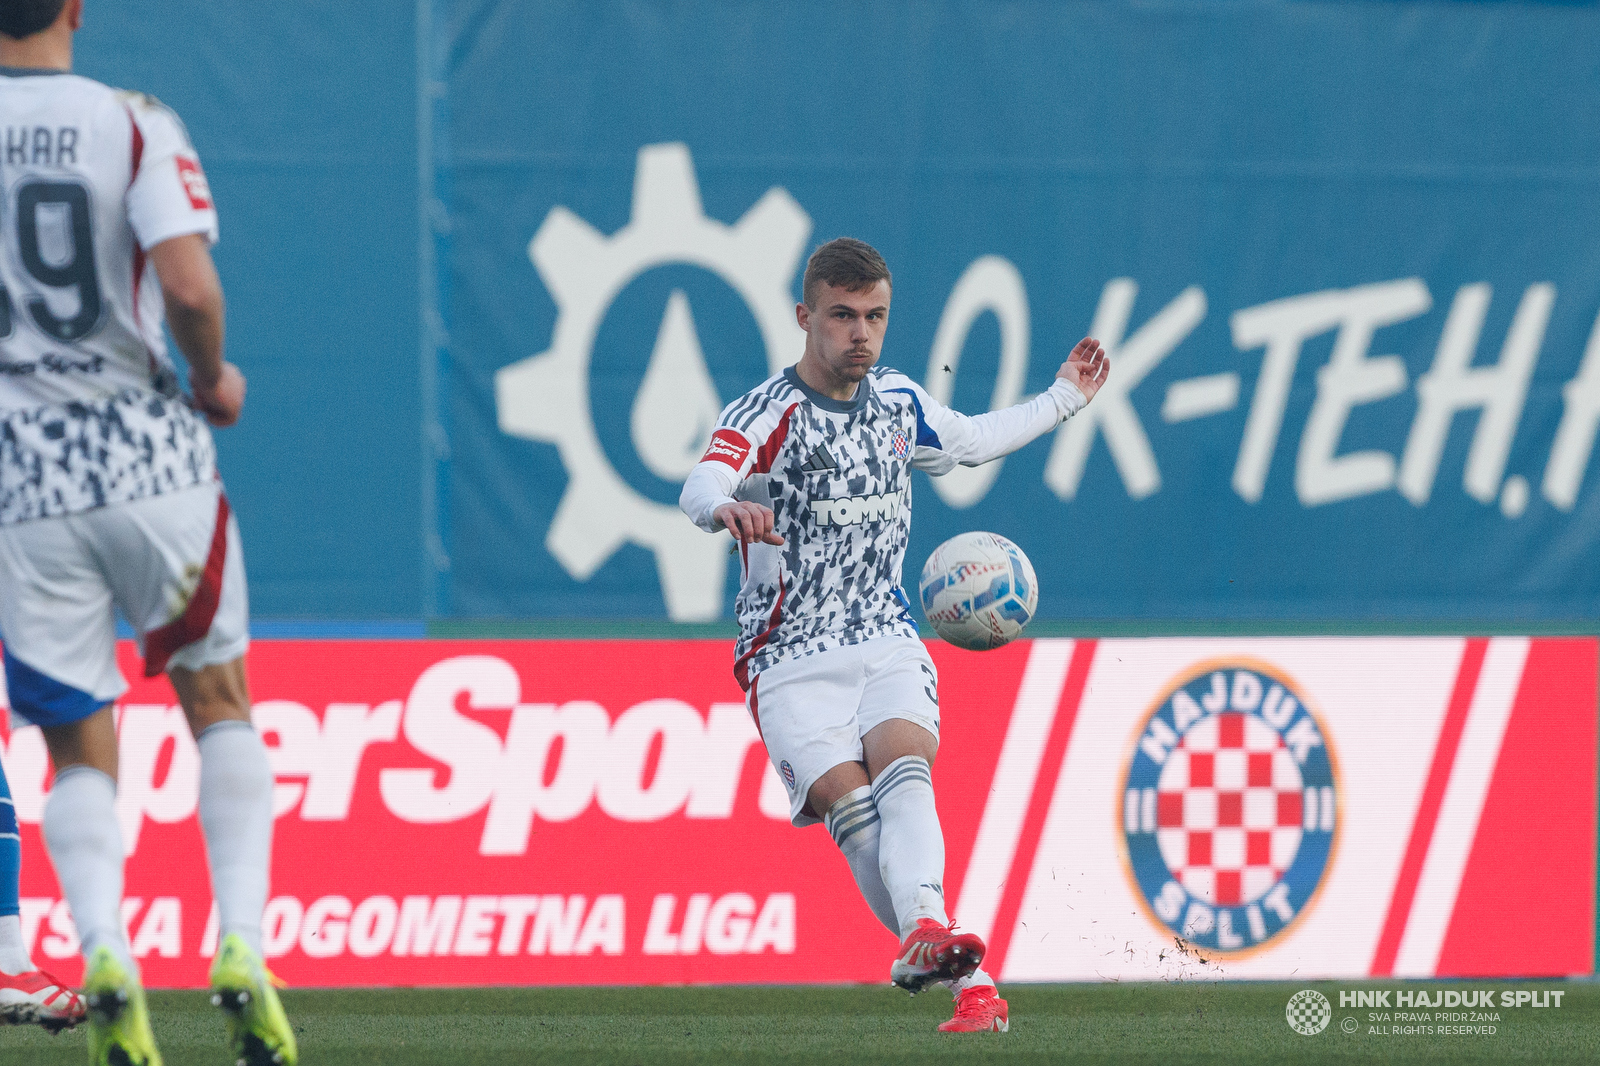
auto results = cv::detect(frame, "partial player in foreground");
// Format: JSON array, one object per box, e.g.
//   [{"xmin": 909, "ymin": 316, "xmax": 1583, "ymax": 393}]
[
  {"xmin": 680, "ymin": 237, "xmax": 1108, "ymax": 1032},
  {"xmin": 0, "ymin": 755, "xmax": 86, "ymax": 1030},
  {"xmin": 0, "ymin": 2, "xmax": 296, "ymax": 1064}
]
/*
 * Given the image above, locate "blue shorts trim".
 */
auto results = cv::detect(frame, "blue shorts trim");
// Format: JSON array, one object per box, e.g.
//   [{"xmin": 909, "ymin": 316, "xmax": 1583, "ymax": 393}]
[{"xmin": 3, "ymin": 646, "xmax": 106, "ymax": 728}]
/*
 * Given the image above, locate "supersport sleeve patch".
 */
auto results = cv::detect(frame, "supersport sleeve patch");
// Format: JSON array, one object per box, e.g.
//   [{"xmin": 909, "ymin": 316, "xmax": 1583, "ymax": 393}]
[
  {"xmin": 701, "ymin": 428, "xmax": 752, "ymax": 469},
  {"xmin": 174, "ymin": 155, "xmax": 213, "ymax": 210}
]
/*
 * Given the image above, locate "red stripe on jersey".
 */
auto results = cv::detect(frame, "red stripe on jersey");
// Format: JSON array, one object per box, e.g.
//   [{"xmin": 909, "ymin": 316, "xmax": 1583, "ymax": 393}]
[
  {"xmin": 126, "ymin": 107, "xmax": 147, "ymax": 332},
  {"xmin": 132, "ymin": 244, "xmax": 148, "ymax": 335},
  {"xmin": 733, "ymin": 579, "xmax": 786, "ymax": 693},
  {"xmin": 143, "ymin": 494, "xmax": 231, "ymax": 677},
  {"xmin": 730, "ymin": 401, "xmax": 799, "ymax": 692},
  {"xmin": 746, "ymin": 675, "xmax": 764, "ymax": 739},
  {"xmin": 127, "ymin": 107, "xmax": 144, "ymax": 182},
  {"xmin": 752, "ymin": 403, "xmax": 799, "ymax": 475}
]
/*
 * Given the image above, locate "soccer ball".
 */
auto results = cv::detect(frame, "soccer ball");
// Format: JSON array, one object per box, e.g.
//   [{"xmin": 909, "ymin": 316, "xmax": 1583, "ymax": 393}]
[{"xmin": 917, "ymin": 532, "xmax": 1038, "ymax": 651}]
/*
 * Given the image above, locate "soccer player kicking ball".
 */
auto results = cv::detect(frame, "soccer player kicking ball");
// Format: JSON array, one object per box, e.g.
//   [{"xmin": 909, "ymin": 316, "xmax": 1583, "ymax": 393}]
[
  {"xmin": 0, "ymin": 3, "xmax": 295, "ymax": 1064},
  {"xmin": 680, "ymin": 238, "xmax": 1108, "ymax": 1033}
]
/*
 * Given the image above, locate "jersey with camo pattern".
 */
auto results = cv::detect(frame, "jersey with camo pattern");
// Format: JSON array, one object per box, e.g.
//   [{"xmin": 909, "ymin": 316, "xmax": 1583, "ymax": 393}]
[
  {"xmin": 681, "ymin": 364, "xmax": 1084, "ymax": 688},
  {"xmin": 0, "ymin": 71, "xmax": 221, "ymax": 525}
]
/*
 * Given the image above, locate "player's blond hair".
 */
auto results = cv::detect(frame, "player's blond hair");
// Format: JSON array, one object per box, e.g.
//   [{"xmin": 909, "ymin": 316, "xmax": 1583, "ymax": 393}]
[{"xmin": 802, "ymin": 237, "xmax": 891, "ymax": 308}]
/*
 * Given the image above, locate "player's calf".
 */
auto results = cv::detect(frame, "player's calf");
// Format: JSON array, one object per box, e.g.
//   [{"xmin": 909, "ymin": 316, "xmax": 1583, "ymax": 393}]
[{"xmin": 824, "ymin": 786, "xmax": 898, "ymax": 933}]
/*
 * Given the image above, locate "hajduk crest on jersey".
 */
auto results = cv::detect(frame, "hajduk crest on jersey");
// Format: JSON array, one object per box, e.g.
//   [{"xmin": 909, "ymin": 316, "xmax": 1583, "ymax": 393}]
[{"xmin": 1121, "ymin": 660, "xmax": 1338, "ymax": 954}]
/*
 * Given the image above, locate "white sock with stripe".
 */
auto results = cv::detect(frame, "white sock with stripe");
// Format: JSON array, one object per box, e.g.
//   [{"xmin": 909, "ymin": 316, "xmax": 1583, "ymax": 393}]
[
  {"xmin": 198, "ymin": 721, "xmax": 274, "ymax": 959},
  {"xmin": 871, "ymin": 756, "xmax": 949, "ymax": 936},
  {"xmin": 824, "ymin": 786, "xmax": 898, "ymax": 935},
  {"xmin": 42, "ymin": 766, "xmax": 134, "ymax": 970}
]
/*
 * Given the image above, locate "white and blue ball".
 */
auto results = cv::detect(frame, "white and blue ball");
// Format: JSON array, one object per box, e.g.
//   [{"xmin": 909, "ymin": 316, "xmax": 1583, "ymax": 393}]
[{"xmin": 918, "ymin": 532, "xmax": 1039, "ymax": 651}]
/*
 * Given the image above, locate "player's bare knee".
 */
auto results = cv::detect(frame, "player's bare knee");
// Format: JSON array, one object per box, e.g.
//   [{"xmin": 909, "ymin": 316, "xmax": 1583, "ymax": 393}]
[
  {"xmin": 806, "ymin": 760, "xmax": 870, "ymax": 819},
  {"xmin": 863, "ymin": 719, "xmax": 938, "ymax": 781}
]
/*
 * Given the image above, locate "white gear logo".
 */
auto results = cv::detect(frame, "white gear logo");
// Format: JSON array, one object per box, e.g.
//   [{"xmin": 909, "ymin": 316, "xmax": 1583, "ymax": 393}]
[{"xmin": 496, "ymin": 143, "xmax": 812, "ymax": 621}]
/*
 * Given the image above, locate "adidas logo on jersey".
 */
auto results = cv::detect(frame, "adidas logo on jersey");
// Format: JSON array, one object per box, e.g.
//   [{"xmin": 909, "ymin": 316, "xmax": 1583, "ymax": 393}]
[
  {"xmin": 809, "ymin": 491, "xmax": 901, "ymax": 527},
  {"xmin": 800, "ymin": 445, "xmax": 838, "ymax": 472}
]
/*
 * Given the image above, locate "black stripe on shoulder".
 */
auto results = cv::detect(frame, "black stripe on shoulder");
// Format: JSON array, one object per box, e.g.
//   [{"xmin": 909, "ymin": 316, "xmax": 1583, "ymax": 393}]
[
  {"xmin": 727, "ymin": 385, "xmax": 776, "ymax": 432},
  {"xmin": 734, "ymin": 397, "xmax": 774, "ymax": 432},
  {"xmin": 721, "ymin": 391, "xmax": 761, "ymax": 431}
]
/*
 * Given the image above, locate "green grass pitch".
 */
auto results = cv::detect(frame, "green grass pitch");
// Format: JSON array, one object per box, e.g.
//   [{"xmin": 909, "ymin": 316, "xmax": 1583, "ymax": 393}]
[{"xmin": 5, "ymin": 982, "xmax": 1598, "ymax": 1065}]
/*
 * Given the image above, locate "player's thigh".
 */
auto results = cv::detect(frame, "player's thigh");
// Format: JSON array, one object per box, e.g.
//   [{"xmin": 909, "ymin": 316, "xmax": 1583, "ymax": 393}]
[
  {"xmin": 0, "ymin": 516, "xmax": 125, "ymax": 732},
  {"xmin": 87, "ymin": 482, "xmax": 250, "ymax": 692},
  {"xmin": 863, "ymin": 718, "xmax": 938, "ymax": 782},
  {"xmin": 858, "ymin": 635, "xmax": 941, "ymax": 774},
  {"xmin": 807, "ymin": 760, "xmax": 871, "ymax": 819},
  {"xmin": 750, "ymin": 646, "xmax": 868, "ymax": 827},
  {"xmin": 40, "ymin": 704, "xmax": 120, "ymax": 779}
]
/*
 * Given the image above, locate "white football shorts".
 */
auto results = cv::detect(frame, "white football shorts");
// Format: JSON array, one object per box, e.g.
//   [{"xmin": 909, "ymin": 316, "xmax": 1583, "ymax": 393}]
[
  {"xmin": 0, "ymin": 481, "xmax": 249, "ymax": 728},
  {"xmin": 748, "ymin": 634, "xmax": 941, "ymax": 827}
]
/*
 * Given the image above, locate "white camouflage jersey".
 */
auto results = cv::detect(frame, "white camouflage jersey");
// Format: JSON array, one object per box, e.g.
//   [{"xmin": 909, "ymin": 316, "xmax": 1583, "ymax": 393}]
[
  {"xmin": 681, "ymin": 364, "xmax": 1085, "ymax": 688},
  {"xmin": 0, "ymin": 68, "xmax": 220, "ymax": 526}
]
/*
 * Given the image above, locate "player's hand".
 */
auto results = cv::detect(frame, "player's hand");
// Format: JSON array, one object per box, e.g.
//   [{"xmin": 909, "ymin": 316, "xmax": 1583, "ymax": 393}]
[
  {"xmin": 1056, "ymin": 337, "xmax": 1110, "ymax": 403},
  {"xmin": 714, "ymin": 501, "xmax": 784, "ymax": 546},
  {"xmin": 191, "ymin": 362, "xmax": 246, "ymax": 427}
]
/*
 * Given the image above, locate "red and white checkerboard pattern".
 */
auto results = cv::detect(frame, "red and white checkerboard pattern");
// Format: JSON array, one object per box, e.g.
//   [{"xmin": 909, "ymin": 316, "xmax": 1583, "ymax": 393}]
[{"xmin": 1155, "ymin": 713, "xmax": 1304, "ymax": 906}]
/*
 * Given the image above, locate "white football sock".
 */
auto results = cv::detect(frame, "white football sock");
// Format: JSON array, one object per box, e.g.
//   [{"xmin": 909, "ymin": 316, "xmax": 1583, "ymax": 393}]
[
  {"xmin": 42, "ymin": 766, "xmax": 132, "ymax": 969},
  {"xmin": 824, "ymin": 786, "xmax": 898, "ymax": 935},
  {"xmin": 871, "ymin": 756, "xmax": 948, "ymax": 936},
  {"xmin": 946, "ymin": 966, "xmax": 997, "ymax": 994},
  {"xmin": 0, "ymin": 914, "xmax": 30, "ymax": 975},
  {"xmin": 198, "ymin": 721, "xmax": 274, "ymax": 958}
]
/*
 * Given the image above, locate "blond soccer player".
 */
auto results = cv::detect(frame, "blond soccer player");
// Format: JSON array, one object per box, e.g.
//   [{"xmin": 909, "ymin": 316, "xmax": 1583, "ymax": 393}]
[{"xmin": 680, "ymin": 237, "xmax": 1108, "ymax": 1032}]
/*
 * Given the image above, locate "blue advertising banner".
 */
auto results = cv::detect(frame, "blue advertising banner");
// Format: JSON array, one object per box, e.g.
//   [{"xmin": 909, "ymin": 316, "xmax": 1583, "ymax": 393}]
[
  {"xmin": 432, "ymin": 1, "xmax": 1600, "ymax": 622},
  {"xmin": 76, "ymin": 1, "xmax": 422, "ymax": 620}
]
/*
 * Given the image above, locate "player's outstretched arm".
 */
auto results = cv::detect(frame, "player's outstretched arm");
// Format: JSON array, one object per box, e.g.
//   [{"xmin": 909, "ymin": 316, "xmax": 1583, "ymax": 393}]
[
  {"xmin": 149, "ymin": 234, "xmax": 245, "ymax": 427},
  {"xmin": 901, "ymin": 336, "xmax": 1110, "ymax": 472},
  {"xmin": 1054, "ymin": 336, "xmax": 1110, "ymax": 402}
]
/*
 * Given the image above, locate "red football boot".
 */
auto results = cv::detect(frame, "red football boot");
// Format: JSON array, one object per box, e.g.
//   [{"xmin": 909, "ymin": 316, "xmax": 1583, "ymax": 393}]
[
  {"xmin": 0, "ymin": 969, "xmax": 87, "ymax": 1031},
  {"xmin": 939, "ymin": 984, "xmax": 1009, "ymax": 1033},
  {"xmin": 889, "ymin": 918, "xmax": 985, "ymax": 993}
]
